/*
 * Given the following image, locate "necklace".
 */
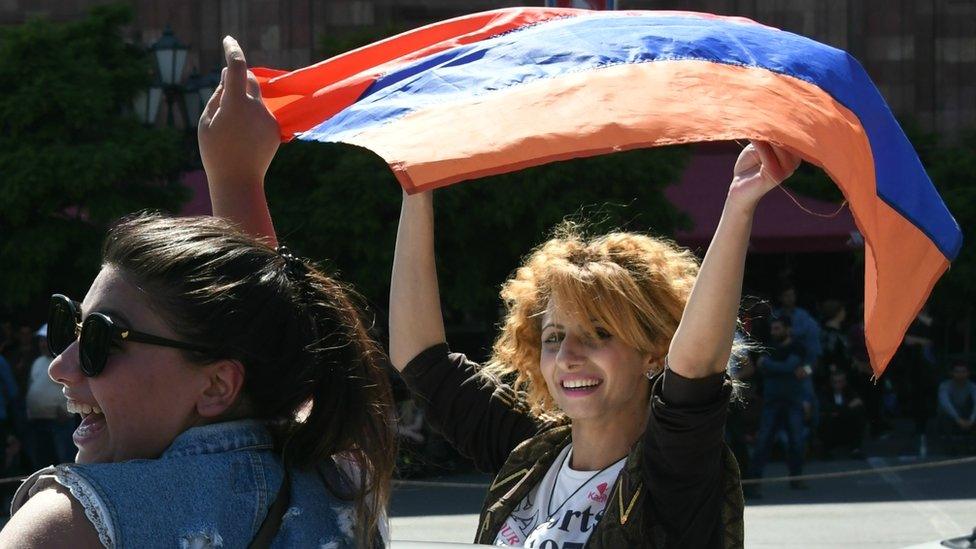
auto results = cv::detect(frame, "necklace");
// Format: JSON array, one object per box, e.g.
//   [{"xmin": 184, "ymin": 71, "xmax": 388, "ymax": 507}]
[{"xmin": 545, "ymin": 447, "xmax": 626, "ymax": 520}]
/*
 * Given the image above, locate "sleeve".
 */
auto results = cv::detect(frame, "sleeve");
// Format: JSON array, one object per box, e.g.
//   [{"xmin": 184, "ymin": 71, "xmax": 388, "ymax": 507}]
[
  {"xmin": 642, "ymin": 367, "xmax": 732, "ymax": 547},
  {"xmin": 398, "ymin": 344, "xmax": 544, "ymax": 474},
  {"xmin": 938, "ymin": 382, "xmax": 959, "ymax": 420}
]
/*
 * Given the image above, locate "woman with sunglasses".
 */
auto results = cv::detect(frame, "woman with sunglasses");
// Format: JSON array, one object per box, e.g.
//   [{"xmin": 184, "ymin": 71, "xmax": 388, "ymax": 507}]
[{"xmin": 0, "ymin": 43, "xmax": 395, "ymax": 549}]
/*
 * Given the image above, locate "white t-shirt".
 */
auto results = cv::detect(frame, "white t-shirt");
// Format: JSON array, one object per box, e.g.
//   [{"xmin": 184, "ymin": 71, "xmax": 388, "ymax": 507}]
[{"xmin": 493, "ymin": 444, "xmax": 626, "ymax": 548}]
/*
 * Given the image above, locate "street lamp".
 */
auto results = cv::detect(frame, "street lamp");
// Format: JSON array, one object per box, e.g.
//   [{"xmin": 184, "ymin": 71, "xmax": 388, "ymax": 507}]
[
  {"xmin": 183, "ymin": 69, "xmax": 221, "ymax": 128},
  {"xmin": 151, "ymin": 27, "xmax": 188, "ymax": 87},
  {"xmin": 135, "ymin": 26, "xmax": 219, "ymax": 130},
  {"xmin": 132, "ymin": 83, "xmax": 163, "ymax": 127}
]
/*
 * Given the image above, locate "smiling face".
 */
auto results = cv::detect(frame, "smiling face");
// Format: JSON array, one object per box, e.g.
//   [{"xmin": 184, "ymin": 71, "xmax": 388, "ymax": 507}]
[
  {"xmin": 48, "ymin": 266, "xmax": 212, "ymax": 463},
  {"xmin": 538, "ymin": 297, "xmax": 654, "ymax": 426}
]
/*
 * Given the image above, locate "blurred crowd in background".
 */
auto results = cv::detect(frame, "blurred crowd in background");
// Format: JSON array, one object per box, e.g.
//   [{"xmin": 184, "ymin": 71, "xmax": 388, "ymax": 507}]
[{"xmin": 2, "ymin": 281, "xmax": 975, "ymax": 488}]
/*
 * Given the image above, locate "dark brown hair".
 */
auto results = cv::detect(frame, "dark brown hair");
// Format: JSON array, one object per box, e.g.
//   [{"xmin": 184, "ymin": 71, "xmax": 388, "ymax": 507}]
[{"xmin": 102, "ymin": 212, "xmax": 394, "ymax": 546}]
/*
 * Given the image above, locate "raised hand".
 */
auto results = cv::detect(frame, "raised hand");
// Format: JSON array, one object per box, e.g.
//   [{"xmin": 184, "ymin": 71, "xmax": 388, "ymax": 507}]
[
  {"xmin": 728, "ymin": 142, "xmax": 800, "ymax": 208},
  {"xmin": 198, "ymin": 36, "xmax": 280, "ymax": 189},
  {"xmin": 668, "ymin": 142, "xmax": 798, "ymax": 378}
]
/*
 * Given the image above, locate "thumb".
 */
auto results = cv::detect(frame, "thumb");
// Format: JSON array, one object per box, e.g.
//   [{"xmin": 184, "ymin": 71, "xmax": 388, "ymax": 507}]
[{"xmin": 222, "ymin": 36, "xmax": 248, "ymax": 97}]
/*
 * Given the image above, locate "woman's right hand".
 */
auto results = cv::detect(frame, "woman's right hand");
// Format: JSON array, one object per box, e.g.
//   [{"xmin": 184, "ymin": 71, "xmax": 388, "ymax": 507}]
[{"xmin": 198, "ymin": 36, "xmax": 280, "ymax": 190}]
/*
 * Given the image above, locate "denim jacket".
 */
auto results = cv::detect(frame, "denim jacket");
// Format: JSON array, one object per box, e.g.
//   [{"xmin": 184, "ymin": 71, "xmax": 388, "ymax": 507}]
[{"xmin": 11, "ymin": 419, "xmax": 363, "ymax": 548}]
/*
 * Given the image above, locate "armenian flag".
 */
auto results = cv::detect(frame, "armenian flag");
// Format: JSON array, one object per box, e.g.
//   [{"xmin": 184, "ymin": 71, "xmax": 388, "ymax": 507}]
[{"xmin": 254, "ymin": 8, "xmax": 962, "ymax": 376}]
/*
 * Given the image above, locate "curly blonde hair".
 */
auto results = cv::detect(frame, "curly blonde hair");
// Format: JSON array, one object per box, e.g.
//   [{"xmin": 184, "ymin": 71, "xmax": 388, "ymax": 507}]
[{"xmin": 482, "ymin": 223, "xmax": 702, "ymax": 418}]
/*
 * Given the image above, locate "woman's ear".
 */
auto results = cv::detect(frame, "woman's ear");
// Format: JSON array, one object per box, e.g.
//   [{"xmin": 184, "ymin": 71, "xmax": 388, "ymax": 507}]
[
  {"xmin": 196, "ymin": 359, "xmax": 246, "ymax": 418},
  {"xmin": 645, "ymin": 353, "xmax": 666, "ymax": 376}
]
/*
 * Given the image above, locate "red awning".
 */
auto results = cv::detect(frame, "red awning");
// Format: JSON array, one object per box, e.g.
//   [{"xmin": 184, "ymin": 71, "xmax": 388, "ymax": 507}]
[{"xmin": 665, "ymin": 144, "xmax": 860, "ymax": 254}]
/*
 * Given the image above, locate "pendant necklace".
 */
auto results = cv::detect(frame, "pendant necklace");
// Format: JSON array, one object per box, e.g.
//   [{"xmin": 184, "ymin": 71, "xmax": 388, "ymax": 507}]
[{"xmin": 545, "ymin": 447, "xmax": 626, "ymax": 521}]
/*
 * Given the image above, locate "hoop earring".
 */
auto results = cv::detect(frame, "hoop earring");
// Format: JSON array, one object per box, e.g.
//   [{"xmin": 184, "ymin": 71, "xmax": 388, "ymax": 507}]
[{"xmin": 645, "ymin": 370, "xmax": 654, "ymax": 380}]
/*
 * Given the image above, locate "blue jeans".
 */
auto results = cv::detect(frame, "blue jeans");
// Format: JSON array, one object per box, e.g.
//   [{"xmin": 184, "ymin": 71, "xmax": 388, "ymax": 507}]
[{"xmin": 751, "ymin": 398, "xmax": 806, "ymax": 478}]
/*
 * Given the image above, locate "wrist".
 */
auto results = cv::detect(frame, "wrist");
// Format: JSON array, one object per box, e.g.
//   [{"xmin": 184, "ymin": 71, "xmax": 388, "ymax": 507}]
[
  {"xmin": 205, "ymin": 170, "xmax": 266, "ymax": 190},
  {"xmin": 725, "ymin": 188, "xmax": 762, "ymax": 215}
]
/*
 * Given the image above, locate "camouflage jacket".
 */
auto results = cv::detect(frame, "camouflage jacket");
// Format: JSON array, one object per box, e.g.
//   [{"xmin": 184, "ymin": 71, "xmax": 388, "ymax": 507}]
[{"xmin": 473, "ymin": 425, "xmax": 744, "ymax": 548}]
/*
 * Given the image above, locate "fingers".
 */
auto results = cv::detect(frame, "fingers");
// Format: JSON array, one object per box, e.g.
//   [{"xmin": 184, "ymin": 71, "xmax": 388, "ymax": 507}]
[
  {"xmin": 774, "ymin": 146, "xmax": 801, "ymax": 178},
  {"xmin": 749, "ymin": 140, "xmax": 800, "ymax": 182},
  {"xmin": 202, "ymin": 83, "xmax": 223, "ymax": 120},
  {"xmin": 246, "ymin": 70, "xmax": 262, "ymax": 99},
  {"xmin": 222, "ymin": 36, "xmax": 247, "ymax": 97},
  {"xmin": 750, "ymin": 141, "xmax": 781, "ymax": 179}
]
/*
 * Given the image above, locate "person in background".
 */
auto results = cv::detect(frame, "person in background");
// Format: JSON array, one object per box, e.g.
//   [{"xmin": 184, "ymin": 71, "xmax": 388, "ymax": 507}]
[
  {"xmin": 0, "ymin": 320, "xmax": 12, "ymax": 359},
  {"xmin": 819, "ymin": 299, "xmax": 851, "ymax": 376},
  {"xmin": 847, "ymin": 302, "xmax": 892, "ymax": 437},
  {"xmin": 890, "ymin": 306, "xmax": 938, "ymax": 456},
  {"xmin": 5, "ymin": 325, "xmax": 34, "ymax": 394},
  {"xmin": 0, "ymin": 351, "xmax": 20, "ymax": 477},
  {"xmin": 748, "ymin": 315, "xmax": 808, "ymax": 497},
  {"xmin": 937, "ymin": 362, "xmax": 976, "ymax": 452},
  {"xmin": 819, "ymin": 370, "xmax": 865, "ymax": 459},
  {"xmin": 25, "ymin": 325, "xmax": 76, "ymax": 467},
  {"xmin": 775, "ymin": 286, "xmax": 822, "ymax": 375},
  {"xmin": 775, "ymin": 285, "xmax": 822, "ymax": 443},
  {"xmin": 726, "ymin": 352, "xmax": 760, "ymax": 484}
]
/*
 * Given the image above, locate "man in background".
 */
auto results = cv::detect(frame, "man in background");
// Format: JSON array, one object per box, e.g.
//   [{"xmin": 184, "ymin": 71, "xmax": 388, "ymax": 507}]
[
  {"xmin": 25, "ymin": 325, "xmax": 75, "ymax": 467},
  {"xmin": 748, "ymin": 316, "xmax": 809, "ymax": 497}
]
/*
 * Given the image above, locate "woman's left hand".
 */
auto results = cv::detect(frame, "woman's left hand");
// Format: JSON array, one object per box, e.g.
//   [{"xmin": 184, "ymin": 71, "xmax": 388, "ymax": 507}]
[
  {"xmin": 728, "ymin": 141, "xmax": 800, "ymax": 208},
  {"xmin": 198, "ymin": 36, "xmax": 280, "ymax": 189}
]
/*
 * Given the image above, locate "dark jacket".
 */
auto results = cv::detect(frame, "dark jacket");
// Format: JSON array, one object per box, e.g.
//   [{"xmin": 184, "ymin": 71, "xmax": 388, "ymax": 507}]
[{"xmin": 401, "ymin": 344, "xmax": 745, "ymax": 548}]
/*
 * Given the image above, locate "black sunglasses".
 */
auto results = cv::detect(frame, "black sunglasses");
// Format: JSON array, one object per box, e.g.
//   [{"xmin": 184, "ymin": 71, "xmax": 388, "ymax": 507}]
[{"xmin": 48, "ymin": 294, "xmax": 211, "ymax": 377}]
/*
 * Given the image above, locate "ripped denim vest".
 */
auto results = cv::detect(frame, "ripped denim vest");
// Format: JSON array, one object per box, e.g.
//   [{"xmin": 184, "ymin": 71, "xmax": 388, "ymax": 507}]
[{"xmin": 12, "ymin": 419, "xmax": 363, "ymax": 548}]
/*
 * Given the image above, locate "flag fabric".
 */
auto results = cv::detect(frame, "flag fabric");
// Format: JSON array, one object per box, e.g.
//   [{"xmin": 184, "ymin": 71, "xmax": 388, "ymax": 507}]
[
  {"xmin": 545, "ymin": 1, "xmax": 616, "ymax": 9},
  {"xmin": 254, "ymin": 8, "xmax": 962, "ymax": 376}
]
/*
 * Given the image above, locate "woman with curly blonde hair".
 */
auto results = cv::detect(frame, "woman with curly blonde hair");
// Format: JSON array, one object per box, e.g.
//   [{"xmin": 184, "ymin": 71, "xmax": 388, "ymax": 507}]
[{"xmin": 390, "ymin": 142, "xmax": 798, "ymax": 548}]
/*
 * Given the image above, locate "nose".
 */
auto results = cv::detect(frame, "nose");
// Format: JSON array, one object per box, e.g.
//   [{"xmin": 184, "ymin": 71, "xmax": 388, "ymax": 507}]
[
  {"xmin": 555, "ymin": 332, "xmax": 586, "ymax": 371},
  {"xmin": 49, "ymin": 339, "xmax": 84, "ymax": 387}
]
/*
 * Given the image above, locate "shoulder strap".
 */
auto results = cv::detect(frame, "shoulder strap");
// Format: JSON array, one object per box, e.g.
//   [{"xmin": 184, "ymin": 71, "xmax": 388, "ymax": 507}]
[{"xmin": 248, "ymin": 467, "xmax": 291, "ymax": 549}]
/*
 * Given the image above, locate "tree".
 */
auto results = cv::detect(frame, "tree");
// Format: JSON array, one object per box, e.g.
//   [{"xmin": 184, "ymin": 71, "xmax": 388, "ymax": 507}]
[
  {"xmin": 0, "ymin": 4, "xmax": 187, "ymax": 311},
  {"xmin": 925, "ymin": 130, "xmax": 976, "ymax": 351}
]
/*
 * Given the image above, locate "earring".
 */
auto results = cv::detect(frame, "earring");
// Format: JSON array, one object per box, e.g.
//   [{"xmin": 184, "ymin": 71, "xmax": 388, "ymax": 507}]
[{"xmin": 645, "ymin": 370, "xmax": 654, "ymax": 380}]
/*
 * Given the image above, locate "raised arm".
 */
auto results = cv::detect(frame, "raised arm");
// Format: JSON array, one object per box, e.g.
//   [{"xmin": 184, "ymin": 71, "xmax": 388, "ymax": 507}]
[
  {"xmin": 668, "ymin": 143, "xmax": 799, "ymax": 378},
  {"xmin": 389, "ymin": 191, "xmax": 447, "ymax": 370},
  {"xmin": 198, "ymin": 36, "xmax": 280, "ymax": 244},
  {"xmin": 759, "ymin": 352, "xmax": 804, "ymax": 375}
]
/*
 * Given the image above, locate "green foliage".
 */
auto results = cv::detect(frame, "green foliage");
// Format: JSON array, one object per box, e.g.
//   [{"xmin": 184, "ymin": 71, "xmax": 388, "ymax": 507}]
[
  {"xmin": 0, "ymin": 4, "xmax": 188, "ymax": 309},
  {"xmin": 319, "ymin": 24, "xmax": 409, "ymax": 59},
  {"xmin": 926, "ymin": 130, "xmax": 976, "ymax": 319},
  {"xmin": 266, "ymin": 142, "xmax": 688, "ymax": 322}
]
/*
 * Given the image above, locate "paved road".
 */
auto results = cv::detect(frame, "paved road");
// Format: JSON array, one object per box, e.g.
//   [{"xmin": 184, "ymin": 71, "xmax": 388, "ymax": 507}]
[{"xmin": 389, "ymin": 456, "xmax": 976, "ymax": 547}]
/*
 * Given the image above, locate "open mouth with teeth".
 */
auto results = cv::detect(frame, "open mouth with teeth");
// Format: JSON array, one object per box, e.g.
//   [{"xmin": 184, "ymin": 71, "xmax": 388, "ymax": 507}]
[
  {"xmin": 560, "ymin": 378, "xmax": 603, "ymax": 396},
  {"xmin": 67, "ymin": 399, "xmax": 106, "ymax": 447}
]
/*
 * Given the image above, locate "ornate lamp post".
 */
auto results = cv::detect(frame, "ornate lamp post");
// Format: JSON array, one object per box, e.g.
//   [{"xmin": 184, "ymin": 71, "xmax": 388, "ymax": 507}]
[{"xmin": 135, "ymin": 27, "xmax": 219, "ymax": 130}]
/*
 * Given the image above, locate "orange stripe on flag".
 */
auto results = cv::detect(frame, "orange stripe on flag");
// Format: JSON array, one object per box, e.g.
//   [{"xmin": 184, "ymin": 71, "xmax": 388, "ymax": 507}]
[{"xmin": 342, "ymin": 59, "xmax": 944, "ymax": 375}]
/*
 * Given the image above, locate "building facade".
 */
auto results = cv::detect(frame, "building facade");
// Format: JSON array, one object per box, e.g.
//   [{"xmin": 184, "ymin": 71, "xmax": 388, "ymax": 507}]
[{"xmin": 2, "ymin": 0, "xmax": 973, "ymax": 139}]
